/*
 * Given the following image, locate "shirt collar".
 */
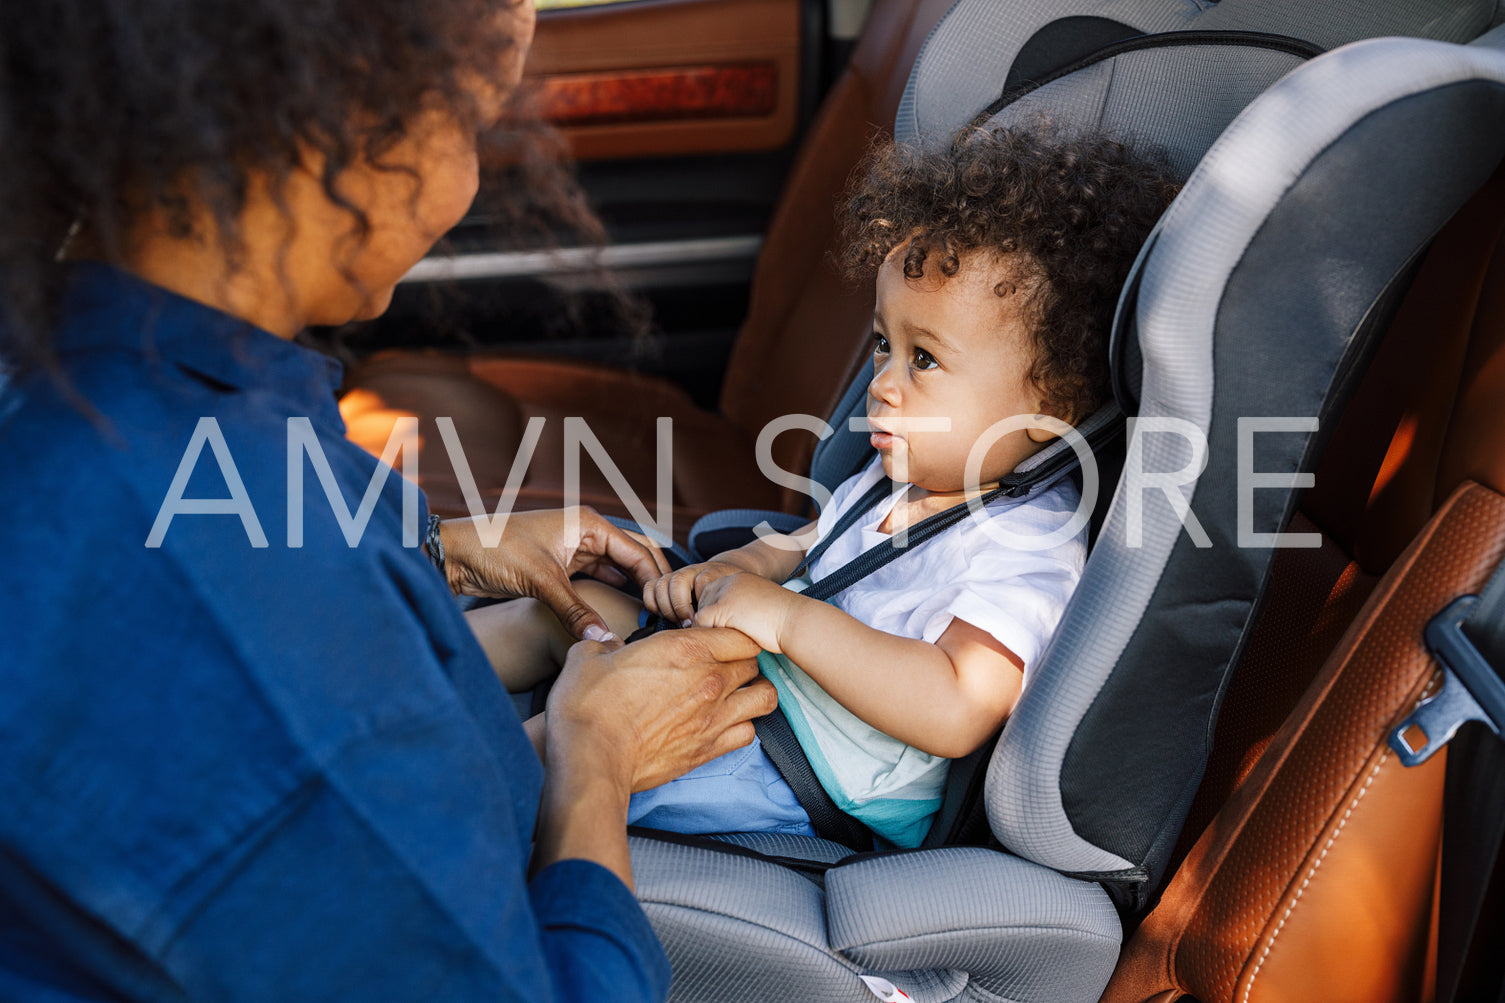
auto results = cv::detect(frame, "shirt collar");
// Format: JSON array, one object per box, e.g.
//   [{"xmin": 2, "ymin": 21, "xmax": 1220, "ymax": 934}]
[{"xmin": 55, "ymin": 262, "xmax": 345, "ymax": 423}]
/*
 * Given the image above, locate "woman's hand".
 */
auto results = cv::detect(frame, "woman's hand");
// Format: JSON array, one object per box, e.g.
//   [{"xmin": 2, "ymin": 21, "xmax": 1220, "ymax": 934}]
[
  {"xmin": 642, "ymin": 560, "xmax": 746, "ymax": 626},
  {"xmin": 547, "ymin": 627, "xmax": 774, "ymax": 791},
  {"xmin": 692, "ymin": 572, "xmax": 798, "ymax": 654},
  {"xmin": 533, "ymin": 626, "xmax": 776, "ymax": 886},
  {"xmin": 441, "ymin": 507, "xmax": 670, "ymax": 641}
]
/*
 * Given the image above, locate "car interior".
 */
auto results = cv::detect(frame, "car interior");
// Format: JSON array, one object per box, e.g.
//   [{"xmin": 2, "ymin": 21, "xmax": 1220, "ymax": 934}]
[{"xmin": 329, "ymin": 1, "xmax": 1505, "ymax": 1000}]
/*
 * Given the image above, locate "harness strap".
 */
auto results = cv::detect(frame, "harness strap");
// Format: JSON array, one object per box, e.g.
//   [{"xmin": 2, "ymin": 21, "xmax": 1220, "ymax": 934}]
[
  {"xmin": 784, "ymin": 479, "xmax": 892, "ymax": 585},
  {"xmin": 764, "ymin": 477, "xmax": 1013, "ymax": 846},
  {"xmin": 787, "ymin": 479, "xmax": 1011, "ymax": 599},
  {"xmin": 753, "ymin": 710, "xmax": 875, "ymax": 850}
]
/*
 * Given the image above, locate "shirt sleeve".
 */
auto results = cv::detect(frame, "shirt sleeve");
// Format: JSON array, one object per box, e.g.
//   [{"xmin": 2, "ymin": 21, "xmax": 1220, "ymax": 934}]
[
  {"xmin": 532, "ymin": 861, "xmax": 673, "ymax": 1002},
  {"xmin": 922, "ymin": 565, "xmax": 1081, "ymax": 673},
  {"xmin": 157, "ymin": 706, "xmax": 670, "ymax": 1003},
  {"xmin": 917, "ymin": 481, "xmax": 1087, "ymax": 676}
]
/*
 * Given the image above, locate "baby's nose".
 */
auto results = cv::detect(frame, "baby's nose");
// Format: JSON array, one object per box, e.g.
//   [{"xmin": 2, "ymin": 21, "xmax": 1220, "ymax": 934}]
[{"xmin": 868, "ymin": 367, "xmax": 901, "ymax": 405}]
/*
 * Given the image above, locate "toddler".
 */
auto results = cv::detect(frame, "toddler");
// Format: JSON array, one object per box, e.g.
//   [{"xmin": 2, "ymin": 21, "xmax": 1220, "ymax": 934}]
[{"xmin": 468, "ymin": 123, "xmax": 1180, "ymax": 847}]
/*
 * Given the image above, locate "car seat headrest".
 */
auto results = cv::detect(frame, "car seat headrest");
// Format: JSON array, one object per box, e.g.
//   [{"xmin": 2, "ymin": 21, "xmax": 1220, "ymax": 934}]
[{"xmin": 897, "ymin": 0, "xmax": 1494, "ymax": 176}]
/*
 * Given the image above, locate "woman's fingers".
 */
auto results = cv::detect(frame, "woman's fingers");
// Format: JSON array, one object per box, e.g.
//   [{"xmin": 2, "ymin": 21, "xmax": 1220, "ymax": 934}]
[
  {"xmin": 704, "ymin": 720, "xmax": 758, "ymax": 763},
  {"xmin": 620, "ymin": 527, "xmax": 674, "ymax": 578},
  {"xmin": 675, "ymin": 622, "xmax": 763, "ymax": 668},
  {"xmin": 547, "ymin": 626, "xmax": 766, "ymax": 791},
  {"xmin": 719, "ymin": 677, "xmax": 778, "ymax": 730},
  {"xmin": 579, "ymin": 559, "xmax": 629, "ymax": 589},
  {"xmin": 575, "ymin": 509, "xmax": 670, "ymax": 587},
  {"xmin": 531, "ymin": 565, "xmax": 617, "ymax": 642}
]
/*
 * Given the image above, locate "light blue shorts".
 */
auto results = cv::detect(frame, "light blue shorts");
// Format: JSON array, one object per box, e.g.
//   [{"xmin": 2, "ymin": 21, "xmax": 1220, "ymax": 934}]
[{"xmin": 627, "ymin": 735, "xmax": 816, "ymax": 837}]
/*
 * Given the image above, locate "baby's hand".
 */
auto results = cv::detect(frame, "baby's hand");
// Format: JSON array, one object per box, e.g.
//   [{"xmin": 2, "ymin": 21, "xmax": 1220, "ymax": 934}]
[
  {"xmin": 692, "ymin": 572, "xmax": 795, "ymax": 654},
  {"xmin": 643, "ymin": 560, "xmax": 746, "ymax": 626}
]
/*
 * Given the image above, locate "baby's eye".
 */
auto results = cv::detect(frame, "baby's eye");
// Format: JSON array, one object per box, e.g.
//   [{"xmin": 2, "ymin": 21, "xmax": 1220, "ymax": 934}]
[
  {"xmin": 872, "ymin": 332, "xmax": 890, "ymax": 355},
  {"xmin": 913, "ymin": 349, "xmax": 938, "ymax": 371}
]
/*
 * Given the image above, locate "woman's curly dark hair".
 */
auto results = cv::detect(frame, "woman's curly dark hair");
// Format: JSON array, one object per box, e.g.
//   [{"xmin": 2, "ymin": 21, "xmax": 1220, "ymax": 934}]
[
  {"xmin": 840, "ymin": 123, "xmax": 1181, "ymax": 422},
  {"xmin": 0, "ymin": 0, "xmax": 600, "ymax": 377}
]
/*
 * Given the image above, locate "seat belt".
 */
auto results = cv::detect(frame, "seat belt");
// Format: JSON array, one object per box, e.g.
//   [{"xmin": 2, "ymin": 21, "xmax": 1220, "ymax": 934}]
[
  {"xmin": 753, "ymin": 476, "xmax": 1016, "ymax": 846},
  {"xmin": 1389, "ymin": 553, "xmax": 1505, "ymax": 1003}
]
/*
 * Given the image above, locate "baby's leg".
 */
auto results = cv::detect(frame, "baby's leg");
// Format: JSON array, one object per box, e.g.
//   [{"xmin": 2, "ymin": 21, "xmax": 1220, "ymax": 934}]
[
  {"xmin": 466, "ymin": 598, "xmax": 571, "ymax": 692},
  {"xmin": 465, "ymin": 579, "xmax": 645, "ymax": 692},
  {"xmin": 572, "ymin": 578, "xmax": 649, "ymax": 641}
]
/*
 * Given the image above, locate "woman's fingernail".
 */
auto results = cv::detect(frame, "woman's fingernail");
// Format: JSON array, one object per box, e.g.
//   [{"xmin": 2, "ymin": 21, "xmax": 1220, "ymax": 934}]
[
  {"xmin": 681, "ymin": 619, "xmax": 693, "ymax": 628},
  {"xmin": 583, "ymin": 624, "xmax": 609, "ymax": 641}
]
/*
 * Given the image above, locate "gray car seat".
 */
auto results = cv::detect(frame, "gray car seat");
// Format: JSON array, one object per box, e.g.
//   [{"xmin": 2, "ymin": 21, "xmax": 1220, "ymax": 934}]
[{"xmin": 625, "ymin": 3, "xmax": 1505, "ymax": 1001}]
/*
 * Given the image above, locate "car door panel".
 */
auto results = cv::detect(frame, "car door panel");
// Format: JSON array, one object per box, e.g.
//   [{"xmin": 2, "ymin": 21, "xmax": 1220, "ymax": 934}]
[{"xmin": 528, "ymin": 0, "xmax": 803, "ymax": 160}]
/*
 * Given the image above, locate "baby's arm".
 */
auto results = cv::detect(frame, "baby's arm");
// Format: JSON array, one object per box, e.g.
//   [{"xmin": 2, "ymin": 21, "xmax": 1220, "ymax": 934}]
[
  {"xmin": 643, "ymin": 521, "xmax": 815, "ymax": 625},
  {"xmin": 694, "ymin": 575, "xmax": 1023, "ymax": 759}
]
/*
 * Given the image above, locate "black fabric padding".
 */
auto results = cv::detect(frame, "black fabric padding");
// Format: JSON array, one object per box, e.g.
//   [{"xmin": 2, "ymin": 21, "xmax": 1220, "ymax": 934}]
[
  {"xmin": 810, "ymin": 365, "xmax": 874, "ymax": 491},
  {"xmin": 980, "ymin": 30, "xmax": 1325, "ymax": 124},
  {"xmin": 1002, "ymin": 17, "xmax": 1143, "ymax": 96},
  {"xmin": 1438, "ymin": 554, "xmax": 1505, "ymax": 1002},
  {"xmin": 1058, "ymin": 81, "xmax": 1505, "ymax": 890},
  {"xmin": 1438, "ymin": 724, "xmax": 1505, "ymax": 1002},
  {"xmin": 919, "ymin": 735, "xmax": 999, "ymax": 849}
]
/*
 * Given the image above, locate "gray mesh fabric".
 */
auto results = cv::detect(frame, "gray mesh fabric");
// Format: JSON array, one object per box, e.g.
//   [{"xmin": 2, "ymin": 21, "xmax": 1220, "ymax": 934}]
[
  {"xmin": 810, "ymin": 366, "xmax": 876, "ymax": 491},
  {"xmin": 895, "ymin": 0, "xmax": 1190, "ymax": 147},
  {"xmin": 634, "ymin": 838, "xmax": 1119, "ymax": 1003},
  {"xmin": 1195, "ymin": 0, "xmax": 1491, "ymax": 49},
  {"xmin": 705, "ymin": 831, "xmax": 856, "ymax": 864},
  {"xmin": 827, "ymin": 849, "xmax": 1120, "ymax": 1001},
  {"xmin": 986, "ymin": 46, "xmax": 1307, "ymax": 176}
]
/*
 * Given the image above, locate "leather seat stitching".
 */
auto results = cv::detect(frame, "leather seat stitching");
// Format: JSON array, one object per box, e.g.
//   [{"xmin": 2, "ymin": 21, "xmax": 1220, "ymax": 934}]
[{"xmin": 1241, "ymin": 749, "xmax": 1390, "ymax": 1002}]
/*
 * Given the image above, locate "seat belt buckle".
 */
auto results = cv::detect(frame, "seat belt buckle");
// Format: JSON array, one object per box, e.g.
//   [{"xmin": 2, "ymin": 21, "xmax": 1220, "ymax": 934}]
[{"xmin": 1390, "ymin": 595, "xmax": 1505, "ymax": 766}]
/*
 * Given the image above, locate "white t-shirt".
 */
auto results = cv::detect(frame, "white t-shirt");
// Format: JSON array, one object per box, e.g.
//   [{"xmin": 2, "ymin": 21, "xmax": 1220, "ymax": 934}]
[
  {"xmin": 759, "ymin": 458, "xmax": 1086, "ymax": 847},
  {"xmin": 808, "ymin": 457, "xmax": 1086, "ymax": 680}
]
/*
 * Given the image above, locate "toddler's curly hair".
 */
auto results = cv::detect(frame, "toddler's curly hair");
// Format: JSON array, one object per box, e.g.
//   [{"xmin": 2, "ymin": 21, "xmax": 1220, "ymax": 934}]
[{"xmin": 840, "ymin": 123, "xmax": 1181, "ymax": 422}]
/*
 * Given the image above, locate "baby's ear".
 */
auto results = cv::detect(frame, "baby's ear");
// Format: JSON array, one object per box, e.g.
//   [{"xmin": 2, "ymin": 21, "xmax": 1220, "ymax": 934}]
[{"xmin": 1025, "ymin": 411, "xmax": 1062, "ymax": 443}]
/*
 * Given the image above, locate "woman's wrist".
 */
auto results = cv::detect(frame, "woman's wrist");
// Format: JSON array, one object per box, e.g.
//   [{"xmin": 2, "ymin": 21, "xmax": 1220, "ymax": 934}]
[
  {"xmin": 435, "ymin": 517, "xmax": 481, "ymax": 596},
  {"xmin": 533, "ymin": 726, "xmax": 635, "ymax": 885}
]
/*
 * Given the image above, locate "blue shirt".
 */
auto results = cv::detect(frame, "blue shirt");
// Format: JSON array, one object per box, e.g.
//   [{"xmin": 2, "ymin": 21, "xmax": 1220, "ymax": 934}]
[{"xmin": 0, "ymin": 264, "xmax": 670, "ymax": 1002}]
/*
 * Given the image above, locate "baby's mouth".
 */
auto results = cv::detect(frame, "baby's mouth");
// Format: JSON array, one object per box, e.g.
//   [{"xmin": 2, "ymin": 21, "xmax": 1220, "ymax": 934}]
[{"xmin": 867, "ymin": 417, "xmax": 902, "ymax": 451}]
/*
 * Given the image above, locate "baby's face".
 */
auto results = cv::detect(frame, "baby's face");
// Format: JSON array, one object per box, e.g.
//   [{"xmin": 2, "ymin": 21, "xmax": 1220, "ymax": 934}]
[{"xmin": 867, "ymin": 248, "xmax": 1051, "ymax": 493}]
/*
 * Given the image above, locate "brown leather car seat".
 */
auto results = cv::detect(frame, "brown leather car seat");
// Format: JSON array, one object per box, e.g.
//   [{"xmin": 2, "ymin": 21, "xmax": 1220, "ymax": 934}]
[
  {"xmin": 1099, "ymin": 164, "xmax": 1505, "ymax": 1003},
  {"xmin": 338, "ymin": 0, "xmax": 955, "ymax": 527}
]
